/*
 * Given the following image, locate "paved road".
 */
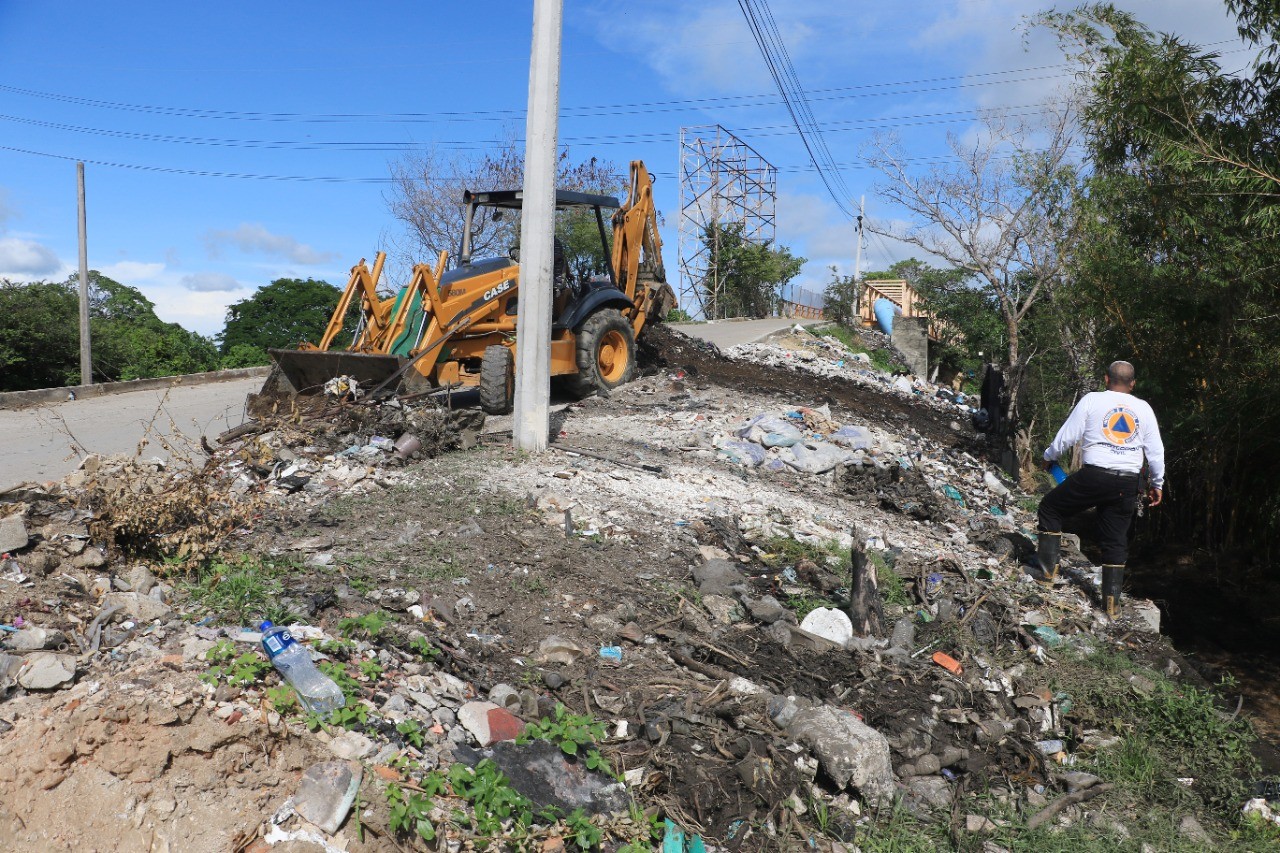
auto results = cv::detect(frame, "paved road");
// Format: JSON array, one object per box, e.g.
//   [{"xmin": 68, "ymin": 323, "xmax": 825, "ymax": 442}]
[
  {"xmin": 669, "ymin": 317, "xmax": 819, "ymax": 349},
  {"xmin": 0, "ymin": 377, "xmax": 261, "ymax": 486}
]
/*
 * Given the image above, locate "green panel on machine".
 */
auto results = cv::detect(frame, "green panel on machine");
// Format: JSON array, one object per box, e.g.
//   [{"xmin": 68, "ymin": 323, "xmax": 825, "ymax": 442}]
[{"xmin": 388, "ymin": 288, "xmax": 427, "ymax": 357}]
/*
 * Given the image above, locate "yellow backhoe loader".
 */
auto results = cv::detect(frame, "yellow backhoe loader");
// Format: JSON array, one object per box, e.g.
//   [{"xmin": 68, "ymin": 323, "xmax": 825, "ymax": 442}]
[{"xmin": 263, "ymin": 160, "xmax": 674, "ymax": 414}]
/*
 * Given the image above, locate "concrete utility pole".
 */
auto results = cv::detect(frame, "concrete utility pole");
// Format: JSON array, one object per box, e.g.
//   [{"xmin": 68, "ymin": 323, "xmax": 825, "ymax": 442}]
[
  {"xmin": 512, "ymin": 0, "xmax": 563, "ymax": 452},
  {"xmin": 76, "ymin": 162, "xmax": 92, "ymax": 386}
]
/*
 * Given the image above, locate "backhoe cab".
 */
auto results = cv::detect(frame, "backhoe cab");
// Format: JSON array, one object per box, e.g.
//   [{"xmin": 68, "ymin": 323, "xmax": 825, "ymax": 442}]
[{"xmin": 264, "ymin": 160, "xmax": 674, "ymax": 415}]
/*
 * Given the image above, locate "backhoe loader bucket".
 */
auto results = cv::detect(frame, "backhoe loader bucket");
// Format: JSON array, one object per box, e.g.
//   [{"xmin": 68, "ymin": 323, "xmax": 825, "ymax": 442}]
[{"xmin": 266, "ymin": 348, "xmax": 407, "ymax": 396}]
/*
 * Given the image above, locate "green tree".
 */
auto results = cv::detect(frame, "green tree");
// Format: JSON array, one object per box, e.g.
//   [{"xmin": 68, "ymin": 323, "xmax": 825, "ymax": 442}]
[
  {"xmin": 821, "ymin": 267, "xmax": 860, "ymax": 328},
  {"xmin": 0, "ymin": 280, "xmax": 80, "ymax": 390},
  {"xmin": 219, "ymin": 344, "xmax": 270, "ymax": 369},
  {"xmin": 84, "ymin": 273, "xmax": 219, "ymax": 381},
  {"xmin": 0, "ymin": 274, "xmax": 219, "ymax": 390},
  {"xmin": 1039, "ymin": 2, "xmax": 1280, "ymax": 551},
  {"xmin": 699, "ymin": 223, "xmax": 805, "ymax": 318},
  {"xmin": 218, "ymin": 278, "xmax": 342, "ymax": 354}
]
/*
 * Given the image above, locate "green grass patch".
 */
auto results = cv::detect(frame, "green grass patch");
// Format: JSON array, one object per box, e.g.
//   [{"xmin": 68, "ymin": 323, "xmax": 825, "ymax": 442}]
[
  {"xmin": 185, "ymin": 555, "xmax": 295, "ymax": 625},
  {"xmin": 815, "ymin": 323, "xmax": 898, "ymax": 373},
  {"xmin": 760, "ymin": 535, "xmax": 844, "ymax": 570},
  {"xmin": 867, "ymin": 550, "xmax": 910, "ymax": 607}
]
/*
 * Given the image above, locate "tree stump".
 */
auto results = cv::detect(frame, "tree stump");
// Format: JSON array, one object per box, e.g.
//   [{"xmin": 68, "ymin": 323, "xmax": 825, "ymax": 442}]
[{"xmin": 846, "ymin": 525, "xmax": 885, "ymax": 637}]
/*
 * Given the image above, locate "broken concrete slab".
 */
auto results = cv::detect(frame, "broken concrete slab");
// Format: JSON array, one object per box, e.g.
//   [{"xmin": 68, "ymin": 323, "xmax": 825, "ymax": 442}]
[
  {"xmin": 0, "ymin": 513, "xmax": 29, "ymax": 553},
  {"xmin": 101, "ymin": 592, "xmax": 172, "ymax": 622},
  {"xmin": 16, "ymin": 653, "xmax": 76, "ymax": 690},
  {"xmin": 458, "ymin": 700, "xmax": 523, "ymax": 747},
  {"xmin": 328, "ymin": 730, "xmax": 377, "ymax": 761},
  {"xmin": 692, "ymin": 558, "xmax": 745, "ymax": 597},
  {"xmin": 294, "ymin": 761, "xmax": 362, "ymax": 835},
  {"xmin": 788, "ymin": 704, "xmax": 895, "ymax": 805}
]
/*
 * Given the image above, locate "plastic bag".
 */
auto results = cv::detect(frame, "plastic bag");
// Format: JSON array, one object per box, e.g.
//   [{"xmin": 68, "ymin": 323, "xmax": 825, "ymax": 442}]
[
  {"xmin": 736, "ymin": 413, "xmax": 803, "ymax": 448},
  {"xmin": 716, "ymin": 439, "xmax": 768, "ymax": 468},
  {"xmin": 784, "ymin": 441, "xmax": 854, "ymax": 474},
  {"xmin": 830, "ymin": 424, "xmax": 874, "ymax": 450}
]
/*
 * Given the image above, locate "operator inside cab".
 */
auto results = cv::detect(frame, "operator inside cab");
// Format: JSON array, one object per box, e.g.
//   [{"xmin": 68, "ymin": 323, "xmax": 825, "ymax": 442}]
[{"xmin": 509, "ymin": 236, "xmax": 575, "ymax": 317}]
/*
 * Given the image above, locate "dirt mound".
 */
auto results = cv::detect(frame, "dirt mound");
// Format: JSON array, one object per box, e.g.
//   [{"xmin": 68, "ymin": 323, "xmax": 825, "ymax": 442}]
[
  {"xmin": 0, "ymin": 668, "xmax": 321, "ymax": 852},
  {"xmin": 639, "ymin": 324, "xmax": 972, "ymax": 447}
]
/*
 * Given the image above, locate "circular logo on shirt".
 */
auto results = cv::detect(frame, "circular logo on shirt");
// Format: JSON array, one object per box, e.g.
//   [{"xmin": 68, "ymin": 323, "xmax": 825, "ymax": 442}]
[{"xmin": 1101, "ymin": 407, "xmax": 1139, "ymax": 446}]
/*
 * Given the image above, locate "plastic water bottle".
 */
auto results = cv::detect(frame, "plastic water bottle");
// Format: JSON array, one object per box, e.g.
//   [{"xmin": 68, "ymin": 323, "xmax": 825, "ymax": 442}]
[
  {"xmin": 1049, "ymin": 462, "xmax": 1067, "ymax": 485},
  {"xmin": 259, "ymin": 621, "xmax": 345, "ymax": 714}
]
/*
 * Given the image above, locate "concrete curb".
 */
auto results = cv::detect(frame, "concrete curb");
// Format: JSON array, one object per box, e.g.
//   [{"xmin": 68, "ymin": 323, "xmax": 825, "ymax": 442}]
[{"xmin": 0, "ymin": 366, "xmax": 272, "ymax": 410}]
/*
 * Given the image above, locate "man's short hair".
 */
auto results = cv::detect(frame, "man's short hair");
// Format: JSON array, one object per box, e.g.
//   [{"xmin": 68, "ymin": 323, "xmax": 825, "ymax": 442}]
[{"xmin": 1107, "ymin": 361, "xmax": 1136, "ymax": 384}]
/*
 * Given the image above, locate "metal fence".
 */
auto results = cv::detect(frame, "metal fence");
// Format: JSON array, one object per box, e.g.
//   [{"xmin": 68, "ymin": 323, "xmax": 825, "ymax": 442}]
[{"xmin": 779, "ymin": 285, "xmax": 825, "ymax": 320}]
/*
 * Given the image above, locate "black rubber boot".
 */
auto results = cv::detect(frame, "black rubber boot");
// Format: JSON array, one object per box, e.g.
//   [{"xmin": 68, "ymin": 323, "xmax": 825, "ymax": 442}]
[
  {"xmin": 1101, "ymin": 565, "xmax": 1124, "ymax": 619},
  {"xmin": 1036, "ymin": 532, "xmax": 1061, "ymax": 584}
]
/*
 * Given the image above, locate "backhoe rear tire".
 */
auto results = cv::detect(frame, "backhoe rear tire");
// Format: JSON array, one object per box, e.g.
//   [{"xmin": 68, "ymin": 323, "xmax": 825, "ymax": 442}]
[
  {"xmin": 479, "ymin": 345, "xmax": 514, "ymax": 415},
  {"xmin": 569, "ymin": 308, "xmax": 636, "ymax": 396}
]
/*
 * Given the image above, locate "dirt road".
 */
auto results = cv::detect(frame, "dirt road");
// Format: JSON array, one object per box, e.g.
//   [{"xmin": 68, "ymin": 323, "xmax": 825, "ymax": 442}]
[
  {"xmin": 669, "ymin": 317, "xmax": 817, "ymax": 349},
  {"xmin": 0, "ymin": 376, "xmax": 258, "ymax": 486}
]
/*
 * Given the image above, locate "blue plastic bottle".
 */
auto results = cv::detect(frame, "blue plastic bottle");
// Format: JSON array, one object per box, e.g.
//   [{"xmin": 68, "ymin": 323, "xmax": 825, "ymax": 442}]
[{"xmin": 1049, "ymin": 463, "xmax": 1067, "ymax": 485}]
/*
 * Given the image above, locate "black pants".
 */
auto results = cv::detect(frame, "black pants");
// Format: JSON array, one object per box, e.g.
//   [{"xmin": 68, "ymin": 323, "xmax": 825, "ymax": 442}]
[{"xmin": 1037, "ymin": 465, "xmax": 1140, "ymax": 565}]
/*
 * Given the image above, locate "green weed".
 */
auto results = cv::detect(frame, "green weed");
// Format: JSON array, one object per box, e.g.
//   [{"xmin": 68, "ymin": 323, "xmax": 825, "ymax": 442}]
[
  {"xmin": 266, "ymin": 685, "xmax": 299, "ymax": 715},
  {"xmin": 447, "ymin": 760, "xmax": 542, "ymax": 837},
  {"xmin": 396, "ymin": 719, "xmax": 425, "ymax": 748},
  {"xmin": 408, "ymin": 635, "xmax": 441, "ymax": 662},
  {"xmin": 358, "ymin": 658, "xmax": 384, "ymax": 682},
  {"xmin": 386, "ymin": 780, "xmax": 440, "ymax": 842},
  {"xmin": 868, "ymin": 550, "xmax": 910, "ymax": 607},
  {"xmin": 338, "ymin": 610, "xmax": 392, "ymax": 640},
  {"xmin": 185, "ymin": 555, "xmax": 290, "ymax": 624},
  {"xmin": 518, "ymin": 703, "xmax": 615, "ymax": 777},
  {"xmin": 200, "ymin": 639, "xmax": 271, "ymax": 687}
]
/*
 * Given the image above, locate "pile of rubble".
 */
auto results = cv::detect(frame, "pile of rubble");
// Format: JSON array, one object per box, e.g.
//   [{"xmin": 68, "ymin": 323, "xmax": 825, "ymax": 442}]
[
  {"xmin": 726, "ymin": 326, "xmax": 977, "ymax": 417},
  {"xmin": 0, "ymin": 327, "xmax": 1268, "ymax": 851}
]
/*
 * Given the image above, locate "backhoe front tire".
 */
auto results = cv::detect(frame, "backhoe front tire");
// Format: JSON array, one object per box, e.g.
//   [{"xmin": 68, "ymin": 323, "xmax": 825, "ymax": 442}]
[
  {"xmin": 479, "ymin": 345, "xmax": 514, "ymax": 415},
  {"xmin": 570, "ymin": 308, "xmax": 636, "ymax": 396}
]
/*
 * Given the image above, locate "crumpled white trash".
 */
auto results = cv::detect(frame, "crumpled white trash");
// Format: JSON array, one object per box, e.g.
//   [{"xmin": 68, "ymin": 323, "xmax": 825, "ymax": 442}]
[{"xmin": 800, "ymin": 607, "xmax": 854, "ymax": 646}]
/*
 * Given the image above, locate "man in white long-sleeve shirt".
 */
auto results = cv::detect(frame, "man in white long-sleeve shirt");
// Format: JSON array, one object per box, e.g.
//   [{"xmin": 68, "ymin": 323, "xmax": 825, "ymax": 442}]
[{"xmin": 1037, "ymin": 360, "xmax": 1165, "ymax": 618}]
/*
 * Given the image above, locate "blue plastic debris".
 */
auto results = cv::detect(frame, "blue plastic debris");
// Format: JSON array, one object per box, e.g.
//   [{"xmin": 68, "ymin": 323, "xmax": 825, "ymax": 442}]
[
  {"xmin": 599, "ymin": 646, "xmax": 623, "ymax": 662},
  {"xmin": 663, "ymin": 820, "xmax": 707, "ymax": 853}
]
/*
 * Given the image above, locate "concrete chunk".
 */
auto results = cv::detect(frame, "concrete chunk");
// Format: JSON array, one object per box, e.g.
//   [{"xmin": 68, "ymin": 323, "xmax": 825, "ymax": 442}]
[
  {"xmin": 294, "ymin": 761, "xmax": 362, "ymax": 835},
  {"xmin": 0, "ymin": 514, "xmax": 29, "ymax": 553},
  {"xmin": 16, "ymin": 653, "xmax": 76, "ymax": 690},
  {"xmin": 788, "ymin": 704, "xmax": 895, "ymax": 805}
]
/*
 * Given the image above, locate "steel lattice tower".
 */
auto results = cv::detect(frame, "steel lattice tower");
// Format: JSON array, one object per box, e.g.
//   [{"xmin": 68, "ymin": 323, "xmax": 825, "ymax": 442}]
[{"xmin": 677, "ymin": 126, "xmax": 777, "ymax": 319}]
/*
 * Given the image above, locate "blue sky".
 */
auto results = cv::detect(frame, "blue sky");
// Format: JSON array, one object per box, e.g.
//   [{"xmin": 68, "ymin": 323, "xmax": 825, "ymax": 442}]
[{"xmin": 0, "ymin": 1, "xmax": 1245, "ymax": 336}]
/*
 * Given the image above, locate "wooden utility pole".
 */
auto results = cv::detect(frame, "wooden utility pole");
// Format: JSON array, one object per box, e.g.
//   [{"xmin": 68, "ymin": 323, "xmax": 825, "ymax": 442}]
[
  {"xmin": 76, "ymin": 162, "xmax": 92, "ymax": 386},
  {"xmin": 512, "ymin": 0, "xmax": 563, "ymax": 452}
]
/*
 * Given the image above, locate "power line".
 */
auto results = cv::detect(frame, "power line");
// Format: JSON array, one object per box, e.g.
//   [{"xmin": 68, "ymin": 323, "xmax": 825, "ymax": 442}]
[
  {"xmin": 737, "ymin": 0, "xmax": 855, "ymax": 219},
  {"xmin": 0, "ymin": 104, "xmax": 1048, "ymax": 153},
  {"xmin": 0, "ymin": 72, "xmax": 1072, "ymax": 126}
]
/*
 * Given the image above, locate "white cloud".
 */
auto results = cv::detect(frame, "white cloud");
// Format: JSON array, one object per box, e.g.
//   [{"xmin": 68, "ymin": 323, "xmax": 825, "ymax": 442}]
[
  {"xmin": 0, "ymin": 236, "xmax": 61, "ymax": 276},
  {"xmin": 915, "ymin": 0, "xmax": 1245, "ymax": 108},
  {"xmin": 149, "ymin": 288, "xmax": 250, "ymax": 337},
  {"xmin": 205, "ymin": 223, "xmax": 337, "ymax": 265},
  {"xmin": 99, "ymin": 260, "xmax": 165, "ymax": 282},
  {"xmin": 181, "ymin": 272, "xmax": 243, "ymax": 292}
]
